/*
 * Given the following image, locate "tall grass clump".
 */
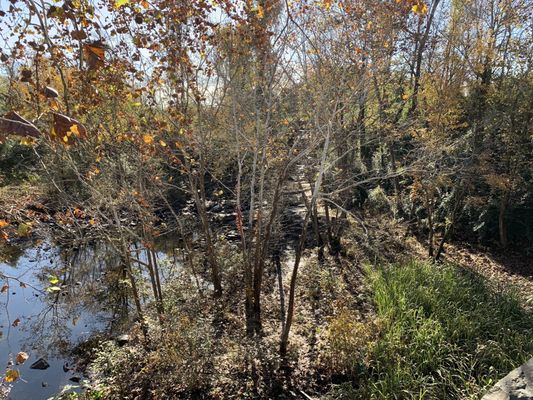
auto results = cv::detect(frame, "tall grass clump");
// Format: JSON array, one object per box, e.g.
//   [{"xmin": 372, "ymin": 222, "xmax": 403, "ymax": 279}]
[{"xmin": 331, "ymin": 260, "xmax": 533, "ymax": 399}]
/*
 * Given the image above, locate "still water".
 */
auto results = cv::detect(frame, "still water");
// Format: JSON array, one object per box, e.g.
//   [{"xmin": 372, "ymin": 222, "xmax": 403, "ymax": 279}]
[{"xmin": 0, "ymin": 240, "xmax": 117, "ymax": 399}]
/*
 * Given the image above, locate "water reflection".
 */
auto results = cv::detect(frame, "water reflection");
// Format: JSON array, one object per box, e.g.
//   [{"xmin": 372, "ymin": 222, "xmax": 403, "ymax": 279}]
[{"xmin": 0, "ymin": 240, "xmax": 118, "ymax": 400}]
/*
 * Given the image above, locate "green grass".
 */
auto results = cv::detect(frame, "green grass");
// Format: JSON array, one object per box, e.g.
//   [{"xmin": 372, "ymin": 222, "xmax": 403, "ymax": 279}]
[{"xmin": 328, "ymin": 260, "xmax": 533, "ymax": 399}]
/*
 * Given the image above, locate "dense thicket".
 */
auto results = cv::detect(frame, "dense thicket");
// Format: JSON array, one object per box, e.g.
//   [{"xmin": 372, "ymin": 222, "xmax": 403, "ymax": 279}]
[{"xmin": 0, "ymin": 0, "xmax": 531, "ymax": 398}]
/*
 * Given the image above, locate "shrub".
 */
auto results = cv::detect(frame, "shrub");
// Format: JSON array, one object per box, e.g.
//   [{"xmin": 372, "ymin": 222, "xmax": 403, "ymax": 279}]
[{"xmin": 319, "ymin": 309, "xmax": 377, "ymax": 378}]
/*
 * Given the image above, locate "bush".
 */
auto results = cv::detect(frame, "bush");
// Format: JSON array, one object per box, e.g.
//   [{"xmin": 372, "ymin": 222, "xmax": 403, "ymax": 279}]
[
  {"xmin": 88, "ymin": 316, "xmax": 216, "ymax": 399},
  {"xmin": 319, "ymin": 309, "xmax": 377, "ymax": 378},
  {"xmin": 367, "ymin": 186, "xmax": 391, "ymax": 213}
]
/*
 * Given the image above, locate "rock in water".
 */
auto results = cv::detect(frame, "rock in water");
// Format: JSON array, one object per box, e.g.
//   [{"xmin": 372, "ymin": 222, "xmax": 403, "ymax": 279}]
[
  {"xmin": 30, "ymin": 358, "xmax": 50, "ymax": 370},
  {"xmin": 482, "ymin": 358, "xmax": 533, "ymax": 400}
]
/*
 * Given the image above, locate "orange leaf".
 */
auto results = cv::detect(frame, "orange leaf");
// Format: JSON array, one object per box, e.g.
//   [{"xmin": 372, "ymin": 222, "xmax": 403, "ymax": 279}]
[
  {"xmin": 84, "ymin": 41, "xmax": 106, "ymax": 70},
  {"xmin": 143, "ymin": 134, "xmax": 154, "ymax": 144}
]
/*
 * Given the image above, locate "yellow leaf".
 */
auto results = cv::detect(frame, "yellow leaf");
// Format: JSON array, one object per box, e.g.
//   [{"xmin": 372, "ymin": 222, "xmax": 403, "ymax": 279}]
[
  {"xmin": 20, "ymin": 137, "xmax": 37, "ymax": 146},
  {"xmin": 412, "ymin": 2, "xmax": 428, "ymax": 14},
  {"xmin": 69, "ymin": 124, "xmax": 80, "ymax": 136},
  {"xmin": 15, "ymin": 352, "xmax": 28, "ymax": 365},
  {"xmin": 16, "ymin": 223, "xmax": 32, "ymax": 237},
  {"xmin": 143, "ymin": 134, "xmax": 154, "ymax": 144},
  {"xmin": 141, "ymin": 0, "xmax": 149, "ymax": 9},
  {"xmin": 5, "ymin": 369, "xmax": 19, "ymax": 383},
  {"xmin": 256, "ymin": 5, "xmax": 265, "ymax": 19},
  {"xmin": 159, "ymin": 140, "xmax": 167, "ymax": 147},
  {"xmin": 89, "ymin": 218, "xmax": 96, "ymax": 226},
  {"xmin": 114, "ymin": 0, "xmax": 130, "ymax": 8},
  {"xmin": 63, "ymin": 135, "xmax": 69, "ymax": 143},
  {"xmin": 402, "ymin": 93, "xmax": 409, "ymax": 100},
  {"xmin": 49, "ymin": 98, "xmax": 60, "ymax": 111},
  {"xmin": 0, "ymin": 220, "xmax": 9, "ymax": 229}
]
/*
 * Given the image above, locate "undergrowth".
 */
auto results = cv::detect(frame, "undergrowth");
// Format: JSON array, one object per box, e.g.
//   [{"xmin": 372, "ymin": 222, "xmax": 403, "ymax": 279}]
[{"xmin": 328, "ymin": 260, "xmax": 533, "ymax": 399}]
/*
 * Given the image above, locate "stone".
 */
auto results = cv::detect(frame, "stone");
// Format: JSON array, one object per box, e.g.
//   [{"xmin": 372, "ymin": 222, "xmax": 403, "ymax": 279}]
[
  {"xmin": 116, "ymin": 334, "xmax": 130, "ymax": 346},
  {"xmin": 30, "ymin": 358, "xmax": 50, "ymax": 370},
  {"xmin": 481, "ymin": 358, "xmax": 533, "ymax": 400}
]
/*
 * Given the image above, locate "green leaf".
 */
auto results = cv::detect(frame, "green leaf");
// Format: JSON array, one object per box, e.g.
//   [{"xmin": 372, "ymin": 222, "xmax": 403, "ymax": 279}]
[{"xmin": 16, "ymin": 223, "xmax": 31, "ymax": 237}]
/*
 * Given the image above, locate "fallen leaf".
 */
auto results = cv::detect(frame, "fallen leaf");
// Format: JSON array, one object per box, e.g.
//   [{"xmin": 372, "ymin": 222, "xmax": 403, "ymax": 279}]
[
  {"xmin": 0, "ymin": 284, "xmax": 8, "ymax": 293},
  {"xmin": 15, "ymin": 352, "xmax": 28, "ymax": 365},
  {"xmin": 16, "ymin": 223, "xmax": 31, "ymax": 237},
  {"xmin": 12, "ymin": 318, "xmax": 20, "ymax": 327},
  {"xmin": 5, "ymin": 369, "xmax": 19, "ymax": 383},
  {"xmin": 143, "ymin": 134, "xmax": 154, "ymax": 144}
]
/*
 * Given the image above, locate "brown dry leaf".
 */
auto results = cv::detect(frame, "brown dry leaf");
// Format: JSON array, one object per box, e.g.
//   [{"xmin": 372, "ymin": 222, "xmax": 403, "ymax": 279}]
[
  {"xmin": 15, "ymin": 352, "xmax": 28, "ymax": 365},
  {"xmin": 71, "ymin": 30, "xmax": 87, "ymax": 40},
  {"xmin": 12, "ymin": 318, "xmax": 20, "ymax": 327},
  {"xmin": 52, "ymin": 113, "xmax": 87, "ymax": 141},
  {"xmin": 84, "ymin": 41, "xmax": 105, "ymax": 70},
  {"xmin": 0, "ymin": 284, "xmax": 8, "ymax": 294},
  {"xmin": 0, "ymin": 111, "xmax": 42, "ymax": 138}
]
